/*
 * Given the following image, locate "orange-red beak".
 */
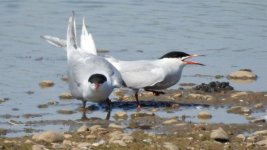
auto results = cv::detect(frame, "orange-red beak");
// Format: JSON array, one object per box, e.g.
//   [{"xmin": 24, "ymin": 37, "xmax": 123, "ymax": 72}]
[{"xmin": 182, "ymin": 54, "xmax": 205, "ymax": 66}]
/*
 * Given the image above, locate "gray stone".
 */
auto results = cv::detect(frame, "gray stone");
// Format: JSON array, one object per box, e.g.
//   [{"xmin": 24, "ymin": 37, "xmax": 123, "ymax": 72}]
[
  {"xmin": 92, "ymin": 140, "xmax": 105, "ymax": 147},
  {"xmin": 108, "ymin": 123, "xmax": 124, "ymax": 129},
  {"xmin": 59, "ymin": 92, "xmax": 73, "ymax": 100},
  {"xmin": 32, "ymin": 131, "xmax": 64, "ymax": 143},
  {"xmin": 230, "ymin": 92, "xmax": 248, "ymax": 98},
  {"xmin": 210, "ymin": 127, "xmax": 229, "ymax": 142}
]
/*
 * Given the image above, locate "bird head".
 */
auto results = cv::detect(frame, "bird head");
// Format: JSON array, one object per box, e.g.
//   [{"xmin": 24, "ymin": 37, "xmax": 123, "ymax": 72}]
[
  {"xmin": 88, "ymin": 74, "xmax": 107, "ymax": 91},
  {"xmin": 160, "ymin": 51, "xmax": 205, "ymax": 66}
]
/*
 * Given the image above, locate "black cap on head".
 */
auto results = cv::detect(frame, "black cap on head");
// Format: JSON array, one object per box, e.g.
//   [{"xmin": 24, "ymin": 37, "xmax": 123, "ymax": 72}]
[
  {"xmin": 88, "ymin": 74, "xmax": 107, "ymax": 84},
  {"xmin": 159, "ymin": 51, "xmax": 190, "ymax": 59}
]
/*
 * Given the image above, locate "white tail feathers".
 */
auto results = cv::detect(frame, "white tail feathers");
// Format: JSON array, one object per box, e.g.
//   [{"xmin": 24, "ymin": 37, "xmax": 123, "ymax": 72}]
[
  {"xmin": 67, "ymin": 12, "xmax": 78, "ymax": 50},
  {"xmin": 81, "ymin": 17, "xmax": 97, "ymax": 55}
]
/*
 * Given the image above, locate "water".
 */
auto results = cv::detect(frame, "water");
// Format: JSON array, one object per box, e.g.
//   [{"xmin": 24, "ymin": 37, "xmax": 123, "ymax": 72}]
[{"xmin": 0, "ymin": 0, "xmax": 266, "ymax": 137}]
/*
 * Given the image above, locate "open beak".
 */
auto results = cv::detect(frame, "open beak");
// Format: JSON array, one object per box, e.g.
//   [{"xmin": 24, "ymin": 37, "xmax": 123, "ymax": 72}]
[
  {"xmin": 182, "ymin": 54, "xmax": 205, "ymax": 66},
  {"xmin": 94, "ymin": 83, "xmax": 100, "ymax": 90}
]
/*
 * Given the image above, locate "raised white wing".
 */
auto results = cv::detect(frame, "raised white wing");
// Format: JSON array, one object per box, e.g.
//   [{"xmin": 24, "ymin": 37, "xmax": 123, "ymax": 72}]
[{"xmin": 40, "ymin": 35, "xmax": 67, "ymax": 48}]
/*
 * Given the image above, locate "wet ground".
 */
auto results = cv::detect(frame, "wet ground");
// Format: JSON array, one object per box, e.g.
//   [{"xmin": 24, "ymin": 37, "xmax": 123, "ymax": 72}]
[{"xmin": 1, "ymin": 84, "xmax": 267, "ymax": 149}]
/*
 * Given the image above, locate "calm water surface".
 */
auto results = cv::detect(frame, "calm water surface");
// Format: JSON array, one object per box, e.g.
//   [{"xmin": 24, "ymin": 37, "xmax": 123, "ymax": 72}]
[{"xmin": 0, "ymin": 0, "xmax": 266, "ymax": 137}]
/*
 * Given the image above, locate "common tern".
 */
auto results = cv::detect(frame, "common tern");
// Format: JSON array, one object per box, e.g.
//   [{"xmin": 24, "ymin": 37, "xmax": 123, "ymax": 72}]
[
  {"xmin": 51, "ymin": 12, "xmax": 125, "ymax": 111},
  {"xmin": 42, "ymin": 19, "xmax": 204, "ymax": 109}
]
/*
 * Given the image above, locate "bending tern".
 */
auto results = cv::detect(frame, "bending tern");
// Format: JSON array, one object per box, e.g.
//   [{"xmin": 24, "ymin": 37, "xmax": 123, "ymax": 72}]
[
  {"xmin": 49, "ymin": 12, "xmax": 125, "ymax": 112},
  {"xmin": 42, "ymin": 19, "xmax": 204, "ymax": 109}
]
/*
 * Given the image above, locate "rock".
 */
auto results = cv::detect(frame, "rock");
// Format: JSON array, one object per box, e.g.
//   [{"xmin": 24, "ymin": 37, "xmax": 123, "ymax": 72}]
[
  {"xmin": 250, "ymin": 118, "xmax": 266, "ymax": 123},
  {"xmin": 89, "ymin": 125, "xmax": 101, "ymax": 133},
  {"xmin": 168, "ymin": 93, "xmax": 182, "ymax": 100},
  {"xmin": 163, "ymin": 142, "xmax": 179, "ymax": 150},
  {"xmin": 25, "ymin": 139, "xmax": 33, "ymax": 144},
  {"xmin": 92, "ymin": 140, "xmax": 105, "ymax": 147},
  {"xmin": 253, "ymin": 130, "xmax": 267, "ymax": 136},
  {"xmin": 189, "ymin": 94, "xmax": 214, "ymax": 101},
  {"xmin": 256, "ymin": 139, "xmax": 267, "ymax": 147},
  {"xmin": 113, "ymin": 111, "xmax": 128, "ymax": 120},
  {"xmin": 254, "ymin": 103, "xmax": 263, "ymax": 108},
  {"xmin": 32, "ymin": 145, "xmax": 48, "ymax": 150},
  {"xmin": 77, "ymin": 142, "xmax": 92, "ymax": 149},
  {"xmin": 64, "ymin": 134, "xmax": 72, "ymax": 139},
  {"xmin": 57, "ymin": 108, "xmax": 75, "ymax": 115},
  {"xmin": 108, "ymin": 131, "xmax": 133, "ymax": 145},
  {"xmin": 86, "ymin": 135, "xmax": 97, "ymax": 140},
  {"xmin": 227, "ymin": 69, "xmax": 257, "ymax": 80},
  {"xmin": 77, "ymin": 126, "xmax": 89, "ymax": 133},
  {"xmin": 247, "ymin": 136, "xmax": 257, "ymax": 142},
  {"xmin": 109, "ymin": 123, "xmax": 124, "ymax": 129},
  {"xmin": 227, "ymin": 106, "xmax": 251, "ymax": 114},
  {"xmin": 131, "ymin": 112, "xmax": 155, "ymax": 119},
  {"xmin": 37, "ymin": 104, "xmax": 48, "ymax": 109},
  {"xmin": 230, "ymin": 92, "xmax": 248, "ymax": 98},
  {"xmin": 39, "ymin": 80, "xmax": 54, "ymax": 88},
  {"xmin": 63, "ymin": 140, "xmax": 72, "ymax": 146},
  {"xmin": 210, "ymin": 127, "xmax": 229, "ymax": 142},
  {"xmin": 163, "ymin": 119, "xmax": 178, "ymax": 125},
  {"xmin": 52, "ymin": 143, "xmax": 69, "ymax": 149},
  {"xmin": 32, "ymin": 131, "xmax": 64, "ymax": 143},
  {"xmin": 236, "ymin": 134, "xmax": 246, "ymax": 141},
  {"xmin": 59, "ymin": 92, "xmax": 73, "ymax": 100},
  {"xmin": 197, "ymin": 111, "xmax": 212, "ymax": 119},
  {"xmin": 47, "ymin": 100, "xmax": 59, "ymax": 105}
]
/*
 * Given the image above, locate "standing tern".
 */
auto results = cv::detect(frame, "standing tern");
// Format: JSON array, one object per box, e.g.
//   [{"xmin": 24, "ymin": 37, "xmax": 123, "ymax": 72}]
[
  {"xmin": 55, "ymin": 13, "xmax": 125, "ymax": 112},
  {"xmin": 42, "ymin": 20, "xmax": 204, "ymax": 109}
]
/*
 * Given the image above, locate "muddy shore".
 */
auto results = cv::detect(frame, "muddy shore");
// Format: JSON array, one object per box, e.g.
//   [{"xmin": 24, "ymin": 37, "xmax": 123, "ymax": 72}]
[{"xmin": 1, "ymin": 84, "xmax": 267, "ymax": 149}]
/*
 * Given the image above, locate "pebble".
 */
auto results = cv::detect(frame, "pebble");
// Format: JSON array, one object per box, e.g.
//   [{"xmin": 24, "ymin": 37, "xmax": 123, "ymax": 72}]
[
  {"xmin": 189, "ymin": 93, "xmax": 214, "ymax": 101},
  {"xmin": 77, "ymin": 142, "xmax": 91, "ymax": 149},
  {"xmin": 25, "ymin": 139, "xmax": 33, "ymax": 144},
  {"xmin": 52, "ymin": 143, "xmax": 69, "ymax": 149},
  {"xmin": 256, "ymin": 139, "xmax": 267, "ymax": 147},
  {"xmin": 227, "ymin": 106, "xmax": 251, "ymax": 114},
  {"xmin": 227, "ymin": 69, "xmax": 257, "ymax": 79},
  {"xmin": 197, "ymin": 111, "xmax": 212, "ymax": 119},
  {"xmin": 113, "ymin": 111, "xmax": 128, "ymax": 120},
  {"xmin": 236, "ymin": 134, "xmax": 246, "ymax": 141},
  {"xmin": 37, "ymin": 104, "xmax": 48, "ymax": 109},
  {"xmin": 247, "ymin": 136, "xmax": 257, "ymax": 142},
  {"xmin": 57, "ymin": 108, "xmax": 75, "ymax": 115},
  {"xmin": 86, "ymin": 134, "xmax": 97, "ymax": 140},
  {"xmin": 39, "ymin": 80, "xmax": 54, "ymax": 88},
  {"xmin": 210, "ymin": 127, "xmax": 229, "ymax": 142},
  {"xmin": 163, "ymin": 142, "xmax": 179, "ymax": 150},
  {"xmin": 230, "ymin": 92, "xmax": 248, "ymax": 98},
  {"xmin": 32, "ymin": 144, "xmax": 48, "ymax": 150},
  {"xmin": 131, "ymin": 112, "xmax": 155, "ymax": 119},
  {"xmin": 32, "ymin": 131, "xmax": 64, "ymax": 143},
  {"xmin": 253, "ymin": 130, "xmax": 267, "ymax": 136},
  {"xmin": 89, "ymin": 125, "xmax": 101, "ymax": 133},
  {"xmin": 108, "ymin": 131, "xmax": 133, "ymax": 146},
  {"xmin": 92, "ymin": 140, "xmax": 105, "ymax": 147},
  {"xmin": 250, "ymin": 118, "xmax": 266, "ymax": 123},
  {"xmin": 254, "ymin": 103, "xmax": 263, "ymax": 108},
  {"xmin": 77, "ymin": 126, "xmax": 89, "ymax": 133},
  {"xmin": 163, "ymin": 119, "xmax": 178, "ymax": 125},
  {"xmin": 59, "ymin": 92, "xmax": 73, "ymax": 100},
  {"xmin": 109, "ymin": 123, "xmax": 124, "ymax": 129},
  {"xmin": 63, "ymin": 140, "xmax": 72, "ymax": 146},
  {"xmin": 64, "ymin": 134, "xmax": 72, "ymax": 139}
]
